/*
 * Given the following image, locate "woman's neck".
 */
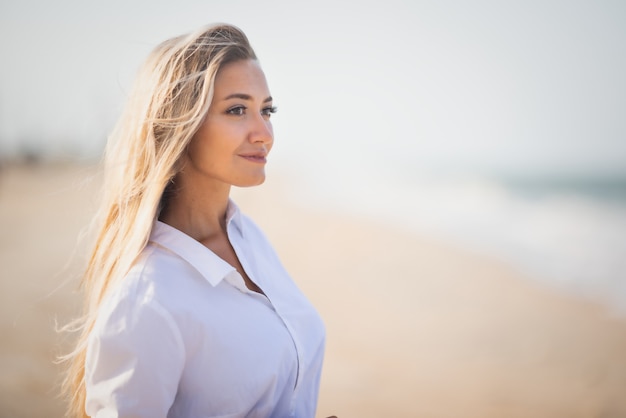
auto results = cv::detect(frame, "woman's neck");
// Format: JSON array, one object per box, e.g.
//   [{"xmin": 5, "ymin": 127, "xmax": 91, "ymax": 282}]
[{"xmin": 159, "ymin": 172, "xmax": 232, "ymax": 242}]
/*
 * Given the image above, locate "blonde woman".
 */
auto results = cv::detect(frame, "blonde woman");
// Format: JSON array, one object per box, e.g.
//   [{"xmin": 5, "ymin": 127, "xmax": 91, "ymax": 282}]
[{"xmin": 63, "ymin": 24, "xmax": 332, "ymax": 418}]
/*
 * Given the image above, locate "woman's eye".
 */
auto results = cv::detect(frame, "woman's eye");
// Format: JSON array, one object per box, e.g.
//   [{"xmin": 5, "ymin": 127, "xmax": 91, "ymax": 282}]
[
  {"xmin": 227, "ymin": 106, "xmax": 246, "ymax": 116},
  {"xmin": 261, "ymin": 106, "xmax": 278, "ymax": 118}
]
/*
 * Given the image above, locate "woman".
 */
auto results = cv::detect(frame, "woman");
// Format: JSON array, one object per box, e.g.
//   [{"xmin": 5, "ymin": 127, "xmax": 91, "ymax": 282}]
[{"xmin": 63, "ymin": 23, "xmax": 330, "ymax": 418}]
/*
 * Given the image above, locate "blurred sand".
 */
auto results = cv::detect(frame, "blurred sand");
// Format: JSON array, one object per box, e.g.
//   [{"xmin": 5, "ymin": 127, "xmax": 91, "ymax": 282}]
[{"xmin": 1, "ymin": 162, "xmax": 626, "ymax": 418}]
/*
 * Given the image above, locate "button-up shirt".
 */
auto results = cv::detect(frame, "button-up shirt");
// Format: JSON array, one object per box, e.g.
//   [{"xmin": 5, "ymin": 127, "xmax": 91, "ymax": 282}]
[{"xmin": 85, "ymin": 201, "xmax": 326, "ymax": 417}]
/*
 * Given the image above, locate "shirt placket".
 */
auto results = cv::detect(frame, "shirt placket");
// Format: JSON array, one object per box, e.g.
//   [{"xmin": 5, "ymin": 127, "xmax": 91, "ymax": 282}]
[{"xmin": 227, "ymin": 223, "xmax": 303, "ymax": 396}]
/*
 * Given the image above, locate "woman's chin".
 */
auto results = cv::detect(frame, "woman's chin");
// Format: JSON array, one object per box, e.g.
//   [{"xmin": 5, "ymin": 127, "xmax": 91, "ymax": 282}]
[{"xmin": 234, "ymin": 173, "xmax": 266, "ymax": 188}]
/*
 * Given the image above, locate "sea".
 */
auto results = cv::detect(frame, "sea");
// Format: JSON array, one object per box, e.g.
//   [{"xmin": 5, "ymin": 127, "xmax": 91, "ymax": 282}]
[{"xmin": 278, "ymin": 157, "xmax": 626, "ymax": 317}]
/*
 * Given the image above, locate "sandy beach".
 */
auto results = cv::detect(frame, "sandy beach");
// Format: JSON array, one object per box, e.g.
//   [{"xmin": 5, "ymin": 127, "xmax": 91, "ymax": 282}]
[{"xmin": 1, "ymin": 162, "xmax": 626, "ymax": 418}]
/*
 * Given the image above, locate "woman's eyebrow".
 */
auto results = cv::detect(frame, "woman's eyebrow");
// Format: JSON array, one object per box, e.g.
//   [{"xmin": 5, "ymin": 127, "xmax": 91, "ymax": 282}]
[{"xmin": 223, "ymin": 93, "xmax": 273, "ymax": 103}]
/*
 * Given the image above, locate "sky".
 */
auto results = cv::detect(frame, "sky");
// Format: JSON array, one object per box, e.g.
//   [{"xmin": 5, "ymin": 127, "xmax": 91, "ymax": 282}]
[{"xmin": 1, "ymin": 0, "xmax": 625, "ymax": 179}]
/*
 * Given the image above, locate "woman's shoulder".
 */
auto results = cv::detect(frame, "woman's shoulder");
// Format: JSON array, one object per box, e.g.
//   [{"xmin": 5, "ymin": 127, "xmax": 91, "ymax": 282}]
[
  {"xmin": 101, "ymin": 244, "xmax": 200, "ymax": 313},
  {"xmin": 134, "ymin": 240, "xmax": 197, "ymax": 280}
]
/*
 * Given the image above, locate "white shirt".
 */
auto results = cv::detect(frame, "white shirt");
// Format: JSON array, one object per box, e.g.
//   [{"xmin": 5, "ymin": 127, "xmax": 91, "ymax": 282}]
[{"xmin": 85, "ymin": 201, "xmax": 326, "ymax": 418}]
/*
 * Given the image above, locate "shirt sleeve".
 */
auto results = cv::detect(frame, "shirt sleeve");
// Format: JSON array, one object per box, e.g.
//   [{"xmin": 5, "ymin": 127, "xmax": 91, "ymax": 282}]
[{"xmin": 84, "ymin": 295, "xmax": 185, "ymax": 418}]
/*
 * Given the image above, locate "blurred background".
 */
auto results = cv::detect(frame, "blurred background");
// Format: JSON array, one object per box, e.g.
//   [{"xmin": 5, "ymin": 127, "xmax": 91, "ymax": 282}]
[{"xmin": 1, "ymin": 0, "xmax": 626, "ymax": 417}]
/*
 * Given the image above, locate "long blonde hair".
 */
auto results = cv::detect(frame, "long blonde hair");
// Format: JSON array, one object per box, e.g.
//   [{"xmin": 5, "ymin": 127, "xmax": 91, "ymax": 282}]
[{"xmin": 61, "ymin": 23, "xmax": 257, "ymax": 417}]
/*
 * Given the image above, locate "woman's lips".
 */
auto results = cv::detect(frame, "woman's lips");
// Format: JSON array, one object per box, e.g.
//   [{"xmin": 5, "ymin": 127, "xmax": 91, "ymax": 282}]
[{"xmin": 239, "ymin": 154, "xmax": 267, "ymax": 163}]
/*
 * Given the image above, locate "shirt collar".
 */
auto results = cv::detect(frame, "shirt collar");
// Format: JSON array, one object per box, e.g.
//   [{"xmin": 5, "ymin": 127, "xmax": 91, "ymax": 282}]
[
  {"xmin": 148, "ymin": 199, "xmax": 244, "ymax": 287},
  {"xmin": 226, "ymin": 198, "xmax": 244, "ymax": 237}
]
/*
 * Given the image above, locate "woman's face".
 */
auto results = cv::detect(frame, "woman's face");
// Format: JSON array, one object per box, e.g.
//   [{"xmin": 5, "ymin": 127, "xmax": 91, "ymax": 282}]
[{"xmin": 185, "ymin": 59, "xmax": 274, "ymax": 188}]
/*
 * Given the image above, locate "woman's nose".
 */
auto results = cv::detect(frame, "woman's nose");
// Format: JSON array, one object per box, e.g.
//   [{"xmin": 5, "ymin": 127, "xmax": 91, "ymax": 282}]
[{"xmin": 249, "ymin": 115, "xmax": 273, "ymax": 145}]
